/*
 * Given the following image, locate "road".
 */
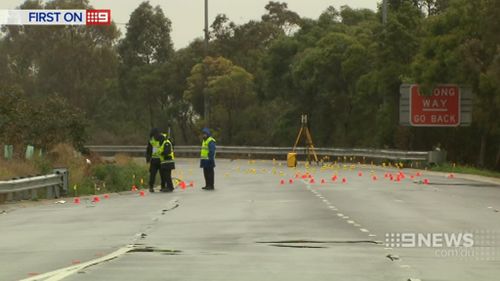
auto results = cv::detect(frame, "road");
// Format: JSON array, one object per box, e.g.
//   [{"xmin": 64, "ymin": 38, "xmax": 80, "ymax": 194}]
[{"xmin": 1, "ymin": 159, "xmax": 499, "ymax": 281}]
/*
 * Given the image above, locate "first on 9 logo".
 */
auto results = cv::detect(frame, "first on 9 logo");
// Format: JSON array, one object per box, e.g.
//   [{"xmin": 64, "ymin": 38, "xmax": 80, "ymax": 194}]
[{"xmin": 86, "ymin": 10, "xmax": 110, "ymax": 25}]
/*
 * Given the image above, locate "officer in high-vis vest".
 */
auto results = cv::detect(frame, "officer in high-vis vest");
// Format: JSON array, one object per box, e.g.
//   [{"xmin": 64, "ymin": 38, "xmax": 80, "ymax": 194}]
[
  {"xmin": 146, "ymin": 128, "xmax": 167, "ymax": 192},
  {"xmin": 159, "ymin": 133, "xmax": 175, "ymax": 192},
  {"xmin": 200, "ymin": 128, "xmax": 216, "ymax": 190}
]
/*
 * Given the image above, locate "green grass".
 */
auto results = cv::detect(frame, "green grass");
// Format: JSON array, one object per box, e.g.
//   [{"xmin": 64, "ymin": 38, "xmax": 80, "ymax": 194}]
[
  {"xmin": 429, "ymin": 163, "xmax": 500, "ymax": 178},
  {"xmin": 71, "ymin": 162, "xmax": 149, "ymax": 197}
]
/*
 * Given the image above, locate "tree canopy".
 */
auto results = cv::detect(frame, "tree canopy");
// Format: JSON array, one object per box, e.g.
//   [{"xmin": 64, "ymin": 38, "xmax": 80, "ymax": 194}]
[{"xmin": 0, "ymin": 0, "xmax": 498, "ymax": 169}]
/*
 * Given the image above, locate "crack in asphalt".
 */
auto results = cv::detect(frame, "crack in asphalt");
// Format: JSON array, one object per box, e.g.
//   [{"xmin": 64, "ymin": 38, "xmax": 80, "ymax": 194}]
[
  {"xmin": 129, "ymin": 247, "xmax": 182, "ymax": 255},
  {"xmin": 427, "ymin": 182, "xmax": 500, "ymax": 187},
  {"xmin": 386, "ymin": 254, "xmax": 401, "ymax": 261},
  {"xmin": 162, "ymin": 203, "xmax": 179, "ymax": 215},
  {"xmin": 257, "ymin": 240, "xmax": 382, "ymax": 245},
  {"xmin": 269, "ymin": 244, "xmax": 327, "ymax": 249}
]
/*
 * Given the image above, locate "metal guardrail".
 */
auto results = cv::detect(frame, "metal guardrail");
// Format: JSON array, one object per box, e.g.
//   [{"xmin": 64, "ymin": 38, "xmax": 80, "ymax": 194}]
[
  {"xmin": 0, "ymin": 169, "xmax": 68, "ymax": 202},
  {"xmin": 86, "ymin": 145, "xmax": 431, "ymax": 162}
]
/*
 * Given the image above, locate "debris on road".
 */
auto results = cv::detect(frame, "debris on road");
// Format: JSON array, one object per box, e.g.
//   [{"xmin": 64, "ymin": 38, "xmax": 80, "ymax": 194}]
[{"xmin": 386, "ymin": 254, "xmax": 400, "ymax": 261}]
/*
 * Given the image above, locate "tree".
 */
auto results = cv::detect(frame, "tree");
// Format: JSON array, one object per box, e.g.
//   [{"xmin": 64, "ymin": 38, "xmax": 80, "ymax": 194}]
[
  {"xmin": 262, "ymin": 1, "xmax": 302, "ymax": 35},
  {"xmin": 184, "ymin": 57, "xmax": 255, "ymax": 143},
  {"xmin": 0, "ymin": 89, "xmax": 87, "ymax": 152},
  {"xmin": 118, "ymin": 1, "xmax": 173, "ymax": 66},
  {"xmin": 1, "ymin": 0, "xmax": 120, "ymax": 113},
  {"xmin": 411, "ymin": 0, "xmax": 500, "ymax": 167},
  {"xmin": 159, "ymin": 41, "xmax": 205, "ymax": 143},
  {"xmin": 118, "ymin": 1, "xmax": 174, "ymax": 128}
]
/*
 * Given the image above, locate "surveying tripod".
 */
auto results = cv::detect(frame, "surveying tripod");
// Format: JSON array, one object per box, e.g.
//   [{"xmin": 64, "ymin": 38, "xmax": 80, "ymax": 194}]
[{"xmin": 292, "ymin": 114, "xmax": 319, "ymax": 164}]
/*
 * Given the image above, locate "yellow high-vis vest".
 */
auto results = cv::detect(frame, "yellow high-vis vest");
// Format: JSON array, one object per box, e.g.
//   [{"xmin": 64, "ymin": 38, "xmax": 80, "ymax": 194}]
[
  {"xmin": 149, "ymin": 137, "xmax": 162, "ymax": 159},
  {"xmin": 160, "ymin": 139, "xmax": 175, "ymax": 164},
  {"xmin": 200, "ymin": 137, "xmax": 216, "ymax": 160}
]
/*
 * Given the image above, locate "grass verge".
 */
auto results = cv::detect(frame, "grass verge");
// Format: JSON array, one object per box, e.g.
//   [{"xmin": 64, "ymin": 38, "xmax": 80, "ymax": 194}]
[
  {"xmin": 1, "ymin": 145, "xmax": 150, "ymax": 202},
  {"xmin": 428, "ymin": 163, "xmax": 500, "ymax": 179}
]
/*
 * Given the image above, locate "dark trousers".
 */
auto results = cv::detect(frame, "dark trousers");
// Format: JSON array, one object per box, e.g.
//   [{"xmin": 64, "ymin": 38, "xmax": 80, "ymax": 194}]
[
  {"xmin": 203, "ymin": 167, "xmax": 215, "ymax": 187},
  {"xmin": 161, "ymin": 165, "xmax": 174, "ymax": 190},
  {"xmin": 149, "ymin": 159, "xmax": 165, "ymax": 189}
]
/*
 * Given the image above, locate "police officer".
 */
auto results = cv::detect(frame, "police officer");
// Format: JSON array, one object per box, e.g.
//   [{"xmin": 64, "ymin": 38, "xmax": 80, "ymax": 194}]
[
  {"xmin": 200, "ymin": 128, "xmax": 216, "ymax": 190},
  {"xmin": 159, "ymin": 132, "xmax": 175, "ymax": 192},
  {"xmin": 146, "ymin": 128, "xmax": 166, "ymax": 192}
]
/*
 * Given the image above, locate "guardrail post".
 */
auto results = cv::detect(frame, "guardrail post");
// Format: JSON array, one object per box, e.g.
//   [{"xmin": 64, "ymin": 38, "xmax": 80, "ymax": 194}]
[
  {"xmin": 23, "ymin": 190, "xmax": 31, "ymax": 200},
  {"xmin": 428, "ymin": 150, "xmax": 447, "ymax": 165},
  {"xmin": 46, "ymin": 185, "xmax": 54, "ymax": 199},
  {"xmin": 53, "ymin": 168, "xmax": 69, "ymax": 197}
]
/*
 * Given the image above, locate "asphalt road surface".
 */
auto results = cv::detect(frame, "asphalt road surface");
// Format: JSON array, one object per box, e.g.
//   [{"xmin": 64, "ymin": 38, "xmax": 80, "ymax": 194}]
[{"xmin": 1, "ymin": 159, "xmax": 499, "ymax": 281}]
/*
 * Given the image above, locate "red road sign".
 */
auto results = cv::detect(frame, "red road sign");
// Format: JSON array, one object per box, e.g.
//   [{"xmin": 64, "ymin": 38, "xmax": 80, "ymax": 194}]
[{"xmin": 410, "ymin": 85, "xmax": 460, "ymax": 127}]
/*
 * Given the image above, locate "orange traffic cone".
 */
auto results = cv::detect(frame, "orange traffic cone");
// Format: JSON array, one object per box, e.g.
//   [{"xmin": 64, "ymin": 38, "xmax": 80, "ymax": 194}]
[{"xmin": 180, "ymin": 181, "xmax": 187, "ymax": 189}]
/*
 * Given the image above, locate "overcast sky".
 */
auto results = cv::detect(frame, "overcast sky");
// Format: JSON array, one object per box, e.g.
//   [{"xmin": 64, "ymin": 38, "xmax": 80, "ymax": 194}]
[{"xmin": 2, "ymin": 0, "xmax": 379, "ymax": 49}]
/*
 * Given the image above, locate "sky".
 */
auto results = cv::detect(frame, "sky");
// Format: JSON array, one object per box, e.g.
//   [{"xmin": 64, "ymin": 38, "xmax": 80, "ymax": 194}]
[{"xmin": 2, "ymin": 0, "xmax": 379, "ymax": 49}]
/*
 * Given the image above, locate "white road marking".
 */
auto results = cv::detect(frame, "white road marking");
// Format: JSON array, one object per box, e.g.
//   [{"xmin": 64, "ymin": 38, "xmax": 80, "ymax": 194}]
[
  {"xmin": 20, "ymin": 245, "xmax": 134, "ymax": 281},
  {"xmin": 360, "ymin": 228, "xmax": 369, "ymax": 233}
]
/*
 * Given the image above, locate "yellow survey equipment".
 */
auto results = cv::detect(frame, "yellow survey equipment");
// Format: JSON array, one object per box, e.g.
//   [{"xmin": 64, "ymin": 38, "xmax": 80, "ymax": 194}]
[{"xmin": 289, "ymin": 114, "xmax": 319, "ymax": 167}]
